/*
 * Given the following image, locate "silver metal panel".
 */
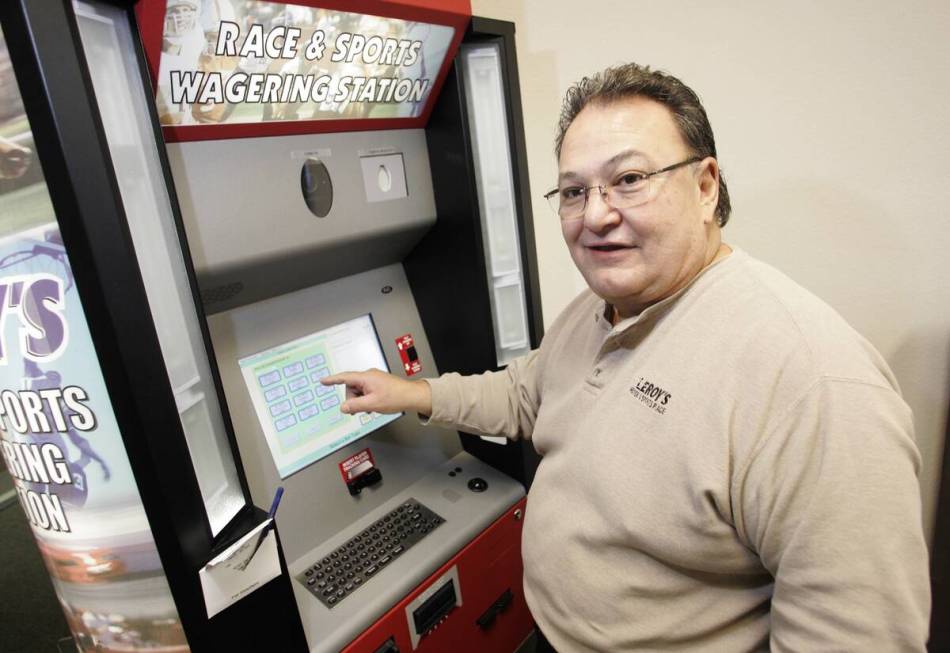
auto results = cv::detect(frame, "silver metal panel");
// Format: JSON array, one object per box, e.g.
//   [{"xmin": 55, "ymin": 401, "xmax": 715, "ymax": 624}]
[
  {"xmin": 405, "ymin": 565, "xmax": 462, "ymax": 649},
  {"xmin": 207, "ymin": 263, "xmax": 464, "ymax": 563},
  {"xmin": 168, "ymin": 129, "xmax": 436, "ymax": 312},
  {"xmin": 361, "ymin": 153, "xmax": 409, "ymax": 203},
  {"xmin": 74, "ymin": 2, "xmax": 246, "ymax": 535},
  {"xmin": 290, "ymin": 452, "xmax": 525, "ymax": 653}
]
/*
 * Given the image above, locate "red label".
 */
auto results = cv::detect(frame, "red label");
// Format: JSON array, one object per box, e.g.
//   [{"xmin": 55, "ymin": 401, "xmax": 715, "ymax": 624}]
[
  {"xmin": 338, "ymin": 448, "xmax": 376, "ymax": 483},
  {"xmin": 395, "ymin": 333, "xmax": 422, "ymax": 376}
]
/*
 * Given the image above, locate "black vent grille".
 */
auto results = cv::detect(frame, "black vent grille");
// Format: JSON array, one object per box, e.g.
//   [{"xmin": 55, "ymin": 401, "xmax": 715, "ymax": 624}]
[{"xmin": 201, "ymin": 281, "xmax": 243, "ymax": 306}]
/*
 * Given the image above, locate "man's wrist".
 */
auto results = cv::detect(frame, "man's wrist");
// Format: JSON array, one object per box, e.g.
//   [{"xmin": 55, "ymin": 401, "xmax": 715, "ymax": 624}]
[{"xmin": 411, "ymin": 379, "xmax": 433, "ymax": 417}]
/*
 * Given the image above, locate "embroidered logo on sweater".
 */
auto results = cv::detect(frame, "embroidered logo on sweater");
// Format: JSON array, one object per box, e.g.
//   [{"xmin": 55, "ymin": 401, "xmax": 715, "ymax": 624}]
[{"xmin": 630, "ymin": 377, "xmax": 672, "ymax": 415}]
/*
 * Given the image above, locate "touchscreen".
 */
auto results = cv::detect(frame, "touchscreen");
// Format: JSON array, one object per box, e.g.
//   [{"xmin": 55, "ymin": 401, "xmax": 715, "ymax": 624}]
[{"xmin": 238, "ymin": 314, "xmax": 400, "ymax": 478}]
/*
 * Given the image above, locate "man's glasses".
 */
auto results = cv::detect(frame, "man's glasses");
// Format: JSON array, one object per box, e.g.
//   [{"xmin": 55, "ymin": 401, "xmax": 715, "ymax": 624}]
[{"xmin": 544, "ymin": 156, "xmax": 702, "ymax": 220}]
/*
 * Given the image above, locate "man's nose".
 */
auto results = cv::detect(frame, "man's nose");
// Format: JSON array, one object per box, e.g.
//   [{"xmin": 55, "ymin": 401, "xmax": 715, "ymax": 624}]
[{"xmin": 583, "ymin": 187, "xmax": 621, "ymax": 232}]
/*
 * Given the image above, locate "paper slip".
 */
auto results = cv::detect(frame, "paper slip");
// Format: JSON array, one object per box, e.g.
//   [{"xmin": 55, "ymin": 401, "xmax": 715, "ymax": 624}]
[
  {"xmin": 199, "ymin": 520, "xmax": 281, "ymax": 618},
  {"xmin": 207, "ymin": 519, "xmax": 271, "ymax": 570}
]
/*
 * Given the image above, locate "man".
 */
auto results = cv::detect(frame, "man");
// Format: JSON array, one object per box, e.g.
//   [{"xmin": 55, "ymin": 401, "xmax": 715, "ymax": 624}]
[{"xmin": 323, "ymin": 63, "xmax": 930, "ymax": 651}]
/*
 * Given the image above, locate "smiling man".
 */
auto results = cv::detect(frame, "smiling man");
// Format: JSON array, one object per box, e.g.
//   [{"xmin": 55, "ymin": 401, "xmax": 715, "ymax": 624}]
[
  {"xmin": 553, "ymin": 96, "xmax": 726, "ymax": 320},
  {"xmin": 324, "ymin": 63, "xmax": 930, "ymax": 651}
]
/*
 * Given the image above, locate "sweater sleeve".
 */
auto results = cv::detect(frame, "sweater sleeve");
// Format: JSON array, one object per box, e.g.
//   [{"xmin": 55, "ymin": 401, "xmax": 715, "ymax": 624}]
[
  {"xmin": 422, "ymin": 349, "xmax": 543, "ymax": 441},
  {"xmin": 734, "ymin": 377, "xmax": 930, "ymax": 651}
]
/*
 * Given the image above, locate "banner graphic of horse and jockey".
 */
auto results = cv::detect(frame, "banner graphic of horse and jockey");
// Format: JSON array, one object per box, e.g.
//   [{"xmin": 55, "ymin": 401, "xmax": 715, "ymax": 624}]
[{"xmin": 0, "ymin": 26, "xmax": 189, "ymax": 653}]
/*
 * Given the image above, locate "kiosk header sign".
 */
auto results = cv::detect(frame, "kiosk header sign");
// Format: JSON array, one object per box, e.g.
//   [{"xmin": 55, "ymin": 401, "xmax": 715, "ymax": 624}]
[{"xmin": 137, "ymin": 0, "xmax": 471, "ymax": 141}]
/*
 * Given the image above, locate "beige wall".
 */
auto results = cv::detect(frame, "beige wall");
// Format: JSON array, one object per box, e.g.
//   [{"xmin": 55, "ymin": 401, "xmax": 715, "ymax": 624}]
[{"xmin": 471, "ymin": 0, "xmax": 950, "ymax": 544}]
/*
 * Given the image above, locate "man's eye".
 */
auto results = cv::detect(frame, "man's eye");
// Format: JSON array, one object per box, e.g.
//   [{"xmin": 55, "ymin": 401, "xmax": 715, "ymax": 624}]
[
  {"xmin": 561, "ymin": 187, "xmax": 585, "ymax": 200},
  {"xmin": 616, "ymin": 172, "xmax": 646, "ymax": 187}
]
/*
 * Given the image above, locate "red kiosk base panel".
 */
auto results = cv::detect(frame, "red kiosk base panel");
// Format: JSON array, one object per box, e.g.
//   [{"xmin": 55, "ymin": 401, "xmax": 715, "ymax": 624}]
[{"xmin": 342, "ymin": 497, "xmax": 533, "ymax": 653}]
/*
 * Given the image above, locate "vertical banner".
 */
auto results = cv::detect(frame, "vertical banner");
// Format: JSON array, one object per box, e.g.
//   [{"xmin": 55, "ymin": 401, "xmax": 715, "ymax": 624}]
[
  {"xmin": 152, "ymin": 0, "xmax": 455, "ymax": 127},
  {"xmin": 0, "ymin": 28, "xmax": 189, "ymax": 652}
]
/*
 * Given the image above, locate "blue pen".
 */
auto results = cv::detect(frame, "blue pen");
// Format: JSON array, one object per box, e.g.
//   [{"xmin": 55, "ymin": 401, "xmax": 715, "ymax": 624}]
[
  {"xmin": 267, "ymin": 486, "xmax": 284, "ymax": 521},
  {"xmin": 243, "ymin": 486, "xmax": 284, "ymax": 567}
]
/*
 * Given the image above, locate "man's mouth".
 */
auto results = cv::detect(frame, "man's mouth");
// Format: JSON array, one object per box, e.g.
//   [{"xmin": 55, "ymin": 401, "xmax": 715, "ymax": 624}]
[{"xmin": 587, "ymin": 244, "xmax": 631, "ymax": 252}]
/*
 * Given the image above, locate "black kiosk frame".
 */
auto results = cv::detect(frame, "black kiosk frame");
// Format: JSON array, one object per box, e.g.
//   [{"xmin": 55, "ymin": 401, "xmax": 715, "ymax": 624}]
[{"xmin": 0, "ymin": 1, "xmax": 544, "ymax": 651}]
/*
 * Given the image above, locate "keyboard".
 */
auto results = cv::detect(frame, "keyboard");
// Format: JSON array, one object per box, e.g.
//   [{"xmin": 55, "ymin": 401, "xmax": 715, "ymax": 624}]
[{"xmin": 298, "ymin": 498, "xmax": 445, "ymax": 608}]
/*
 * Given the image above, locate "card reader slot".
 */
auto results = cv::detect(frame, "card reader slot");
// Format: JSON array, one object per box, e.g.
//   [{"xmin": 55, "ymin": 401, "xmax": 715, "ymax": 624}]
[{"xmin": 412, "ymin": 579, "xmax": 457, "ymax": 635}]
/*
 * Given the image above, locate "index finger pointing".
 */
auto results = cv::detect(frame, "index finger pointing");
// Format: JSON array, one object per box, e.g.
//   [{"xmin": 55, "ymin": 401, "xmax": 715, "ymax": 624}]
[{"xmin": 321, "ymin": 372, "xmax": 358, "ymax": 386}]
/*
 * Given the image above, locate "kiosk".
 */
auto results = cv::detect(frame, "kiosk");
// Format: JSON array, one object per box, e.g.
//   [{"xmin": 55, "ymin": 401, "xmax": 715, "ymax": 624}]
[{"xmin": 2, "ymin": 1, "xmax": 543, "ymax": 651}]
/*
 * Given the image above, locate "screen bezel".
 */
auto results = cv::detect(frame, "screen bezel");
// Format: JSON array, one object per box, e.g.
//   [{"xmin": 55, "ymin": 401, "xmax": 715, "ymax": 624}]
[{"xmin": 238, "ymin": 312, "xmax": 404, "ymax": 479}]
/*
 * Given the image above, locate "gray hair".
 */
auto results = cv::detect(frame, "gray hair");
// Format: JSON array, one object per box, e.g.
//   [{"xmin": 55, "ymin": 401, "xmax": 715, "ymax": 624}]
[{"xmin": 555, "ymin": 63, "xmax": 732, "ymax": 227}]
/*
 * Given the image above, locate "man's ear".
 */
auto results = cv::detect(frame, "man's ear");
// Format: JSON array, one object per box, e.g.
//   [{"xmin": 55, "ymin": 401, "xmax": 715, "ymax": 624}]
[{"xmin": 697, "ymin": 157, "xmax": 720, "ymax": 225}]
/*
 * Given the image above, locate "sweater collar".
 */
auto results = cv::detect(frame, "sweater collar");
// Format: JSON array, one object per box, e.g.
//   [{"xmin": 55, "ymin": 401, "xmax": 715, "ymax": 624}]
[{"xmin": 595, "ymin": 247, "xmax": 743, "ymax": 335}]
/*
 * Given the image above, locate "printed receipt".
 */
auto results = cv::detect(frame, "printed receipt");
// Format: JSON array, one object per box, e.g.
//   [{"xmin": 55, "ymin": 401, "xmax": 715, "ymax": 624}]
[{"xmin": 199, "ymin": 519, "xmax": 281, "ymax": 618}]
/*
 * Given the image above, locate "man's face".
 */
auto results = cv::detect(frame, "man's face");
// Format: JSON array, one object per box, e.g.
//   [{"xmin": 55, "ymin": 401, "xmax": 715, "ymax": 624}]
[{"xmin": 558, "ymin": 97, "xmax": 720, "ymax": 316}]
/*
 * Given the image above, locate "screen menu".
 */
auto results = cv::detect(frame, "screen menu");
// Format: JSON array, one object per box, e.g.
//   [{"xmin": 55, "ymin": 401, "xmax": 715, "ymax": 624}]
[{"xmin": 238, "ymin": 314, "xmax": 401, "ymax": 479}]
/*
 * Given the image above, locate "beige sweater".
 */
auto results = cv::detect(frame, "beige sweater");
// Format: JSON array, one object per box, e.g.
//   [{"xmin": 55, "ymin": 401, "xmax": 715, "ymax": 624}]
[{"xmin": 426, "ymin": 249, "xmax": 929, "ymax": 651}]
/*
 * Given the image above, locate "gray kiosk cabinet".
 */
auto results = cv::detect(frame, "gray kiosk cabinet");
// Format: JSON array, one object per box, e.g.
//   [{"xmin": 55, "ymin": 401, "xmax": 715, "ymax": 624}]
[{"xmin": 170, "ymin": 126, "xmax": 536, "ymax": 652}]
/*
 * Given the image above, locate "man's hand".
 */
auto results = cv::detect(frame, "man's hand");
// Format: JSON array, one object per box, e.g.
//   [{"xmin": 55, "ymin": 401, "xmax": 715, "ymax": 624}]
[{"xmin": 321, "ymin": 369, "xmax": 432, "ymax": 417}]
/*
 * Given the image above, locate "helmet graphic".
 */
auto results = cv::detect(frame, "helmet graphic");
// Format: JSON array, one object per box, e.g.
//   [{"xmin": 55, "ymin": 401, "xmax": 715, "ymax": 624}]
[{"xmin": 164, "ymin": 0, "xmax": 200, "ymax": 38}]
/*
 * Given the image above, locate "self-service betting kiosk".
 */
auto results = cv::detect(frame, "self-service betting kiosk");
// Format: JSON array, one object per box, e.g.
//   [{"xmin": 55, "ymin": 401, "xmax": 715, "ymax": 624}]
[
  {"xmin": 169, "ymin": 123, "xmax": 539, "ymax": 652},
  {"xmin": 2, "ymin": 0, "xmax": 543, "ymax": 650},
  {"xmin": 154, "ymin": 2, "xmax": 543, "ymax": 651}
]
